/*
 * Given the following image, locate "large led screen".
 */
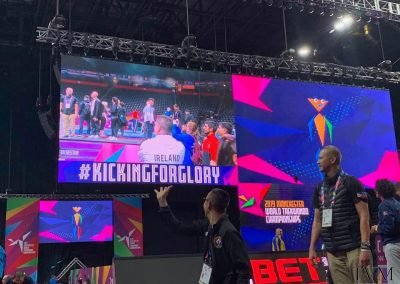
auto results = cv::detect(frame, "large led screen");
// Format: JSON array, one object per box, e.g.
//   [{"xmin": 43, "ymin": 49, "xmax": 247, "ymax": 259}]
[
  {"xmin": 58, "ymin": 55, "xmax": 236, "ymax": 185},
  {"xmin": 39, "ymin": 200, "xmax": 113, "ymax": 243},
  {"xmin": 234, "ymin": 75, "xmax": 399, "ymax": 252},
  {"xmin": 58, "ymin": 56, "xmax": 399, "ymax": 189},
  {"xmin": 233, "ymin": 75, "xmax": 400, "ymax": 188}
]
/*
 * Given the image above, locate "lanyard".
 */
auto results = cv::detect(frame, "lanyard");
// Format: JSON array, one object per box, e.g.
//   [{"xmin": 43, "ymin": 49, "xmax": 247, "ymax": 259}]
[{"xmin": 320, "ymin": 170, "xmax": 345, "ymax": 209}]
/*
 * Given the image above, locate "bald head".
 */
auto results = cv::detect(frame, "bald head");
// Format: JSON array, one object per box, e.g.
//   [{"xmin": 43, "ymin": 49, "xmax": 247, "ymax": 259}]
[
  {"xmin": 321, "ymin": 145, "xmax": 342, "ymax": 165},
  {"xmin": 66, "ymin": 87, "xmax": 73, "ymax": 96},
  {"xmin": 155, "ymin": 115, "xmax": 173, "ymax": 135},
  {"xmin": 90, "ymin": 91, "xmax": 98, "ymax": 99}
]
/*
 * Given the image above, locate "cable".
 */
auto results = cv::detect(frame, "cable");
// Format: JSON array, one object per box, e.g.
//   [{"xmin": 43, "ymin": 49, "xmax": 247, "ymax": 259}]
[
  {"xmin": 7, "ymin": 107, "xmax": 12, "ymax": 193},
  {"xmin": 224, "ymin": 17, "xmax": 228, "ymax": 52},
  {"xmin": 377, "ymin": 20, "xmax": 385, "ymax": 60},
  {"xmin": 282, "ymin": 8, "xmax": 288, "ymax": 51},
  {"xmin": 69, "ymin": 0, "xmax": 72, "ymax": 34},
  {"xmin": 185, "ymin": 0, "xmax": 190, "ymax": 36}
]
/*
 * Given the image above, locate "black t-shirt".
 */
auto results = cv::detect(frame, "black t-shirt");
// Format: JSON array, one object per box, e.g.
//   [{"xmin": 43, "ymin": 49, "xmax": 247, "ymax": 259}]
[
  {"xmin": 61, "ymin": 95, "xmax": 78, "ymax": 115},
  {"xmin": 217, "ymin": 140, "xmax": 237, "ymax": 166}
]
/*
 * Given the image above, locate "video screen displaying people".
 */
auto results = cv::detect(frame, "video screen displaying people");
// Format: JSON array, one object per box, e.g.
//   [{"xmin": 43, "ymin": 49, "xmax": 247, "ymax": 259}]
[{"xmin": 58, "ymin": 55, "xmax": 237, "ymax": 184}]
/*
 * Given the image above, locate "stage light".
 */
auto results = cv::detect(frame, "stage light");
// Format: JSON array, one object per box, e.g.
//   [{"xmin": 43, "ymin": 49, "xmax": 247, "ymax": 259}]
[
  {"xmin": 266, "ymin": 0, "xmax": 273, "ymax": 7},
  {"xmin": 333, "ymin": 21, "xmax": 346, "ymax": 31},
  {"xmin": 297, "ymin": 46, "xmax": 312, "ymax": 58},
  {"xmin": 342, "ymin": 15, "xmax": 354, "ymax": 25},
  {"xmin": 378, "ymin": 60, "xmax": 392, "ymax": 71},
  {"xmin": 364, "ymin": 24, "xmax": 369, "ymax": 35},
  {"xmin": 333, "ymin": 15, "xmax": 354, "ymax": 32},
  {"xmin": 280, "ymin": 48, "xmax": 296, "ymax": 61}
]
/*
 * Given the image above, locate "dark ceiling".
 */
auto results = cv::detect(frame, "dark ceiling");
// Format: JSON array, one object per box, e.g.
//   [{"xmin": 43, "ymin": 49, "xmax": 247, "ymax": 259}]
[
  {"xmin": 0, "ymin": 0, "xmax": 399, "ymax": 194},
  {"xmin": 1, "ymin": 0, "xmax": 400, "ymax": 69}
]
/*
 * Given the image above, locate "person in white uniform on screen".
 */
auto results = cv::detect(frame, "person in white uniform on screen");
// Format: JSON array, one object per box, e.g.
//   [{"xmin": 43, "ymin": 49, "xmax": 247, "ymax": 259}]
[{"xmin": 139, "ymin": 115, "xmax": 185, "ymax": 164}]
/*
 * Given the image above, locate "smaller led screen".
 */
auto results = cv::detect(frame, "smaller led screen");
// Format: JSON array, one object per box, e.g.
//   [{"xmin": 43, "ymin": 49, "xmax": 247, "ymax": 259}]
[
  {"xmin": 39, "ymin": 200, "xmax": 113, "ymax": 243},
  {"xmin": 239, "ymin": 183, "xmax": 317, "ymax": 252}
]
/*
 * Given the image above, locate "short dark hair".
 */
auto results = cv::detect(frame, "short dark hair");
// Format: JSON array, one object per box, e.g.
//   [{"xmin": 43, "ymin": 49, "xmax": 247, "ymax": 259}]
[
  {"xmin": 219, "ymin": 122, "xmax": 233, "ymax": 134},
  {"xmin": 204, "ymin": 120, "xmax": 217, "ymax": 132},
  {"xmin": 208, "ymin": 188, "xmax": 230, "ymax": 213},
  {"xmin": 376, "ymin": 179, "xmax": 396, "ymax": 199}
]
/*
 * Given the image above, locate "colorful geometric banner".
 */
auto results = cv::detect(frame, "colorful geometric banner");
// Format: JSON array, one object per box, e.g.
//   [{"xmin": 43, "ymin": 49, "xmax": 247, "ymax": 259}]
[
  {"xmin": 5, "ymin": 198, "xmax": 40, "ymax": 282},
  {"xmin": 69, "ymin": 265, "xmax": 113, "ymax": 284},
  {"xmin": 113, "ymin": 198, "xmax": 143, "ymax": 257}
]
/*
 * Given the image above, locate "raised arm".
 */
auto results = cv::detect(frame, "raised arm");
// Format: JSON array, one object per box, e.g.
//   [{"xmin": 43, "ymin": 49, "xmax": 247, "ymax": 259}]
[{"xmin": 155, "ymin": 186, "xmax": 208, "ymax": 236}]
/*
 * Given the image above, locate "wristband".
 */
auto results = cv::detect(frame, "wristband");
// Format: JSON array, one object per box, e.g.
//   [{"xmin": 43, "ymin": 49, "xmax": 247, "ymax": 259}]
[{"xmin": 361, "ymin": 241, "xmax": 371, "ymax": 247}]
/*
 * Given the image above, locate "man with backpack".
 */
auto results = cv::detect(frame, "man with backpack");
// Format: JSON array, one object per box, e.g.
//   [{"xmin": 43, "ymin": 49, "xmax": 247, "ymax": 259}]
[{"xmin": 373, "ymin": 179, "xmax": 400, "ymax": 284}]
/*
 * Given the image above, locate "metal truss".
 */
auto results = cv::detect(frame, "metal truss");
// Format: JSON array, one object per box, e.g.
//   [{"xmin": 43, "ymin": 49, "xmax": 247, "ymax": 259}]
[
  {"xmin": 56, "ymin": 257, "xmax": 87, "ymax": 281},
  {"xmin": 36, "ymin": 27, "xmax": 400, "ymax": 84},
  {"xmin": 0, "ymin": 193, "xmax": 150, "ymax": 199},
  {"xmin": 295, "ymin": 0, "xmax": 400, "ymax": 23}
]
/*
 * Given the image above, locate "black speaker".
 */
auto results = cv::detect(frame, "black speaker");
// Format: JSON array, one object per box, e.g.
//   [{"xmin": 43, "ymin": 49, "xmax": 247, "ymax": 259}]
[{"xmin": 38, "ymin": 110, "xmax": 57, "ymax": 140}]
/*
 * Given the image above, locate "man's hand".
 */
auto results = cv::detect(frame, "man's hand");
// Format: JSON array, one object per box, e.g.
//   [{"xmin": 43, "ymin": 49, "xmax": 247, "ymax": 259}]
[
  {"xmin": 154, "ymin": 185, "xmax": 173, "ymax": 207},
  {"xmin": 308, "ymin": 247, "xmax": 318, "ymax": 267},
  {"xmin": 370, "ymin": 225, "xmax": 378, "ymax": 234},
  {"xmin": 359, "ymin": 250, "xmax": 371, "ymax": 268}
]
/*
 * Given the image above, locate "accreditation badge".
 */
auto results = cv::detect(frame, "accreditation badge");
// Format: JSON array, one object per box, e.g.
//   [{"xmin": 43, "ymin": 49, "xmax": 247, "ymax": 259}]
[
  {"xmin": 199, "ymin": 263, "xmax": 212, "ymax": 284},
  {"xmin": 322, "ymin": 208, "xmax": 333, "ymax": 228}
]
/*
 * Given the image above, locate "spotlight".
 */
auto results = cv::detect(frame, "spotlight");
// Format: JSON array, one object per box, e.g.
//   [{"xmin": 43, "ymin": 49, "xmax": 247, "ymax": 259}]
[
  {"xmin": 342, "ymin": 15, "xmax": 354, "ymax": 25},
  {"xmin": 308, "ymin": 6, "xmax": 314, "ymax": 14},
  {"xmin": 364, "ymin": 24, "xmax": 369, "ymax": 35},
  {"xmin": 299, "ymin": 5, "xmax": 305, "ymax": 12},
  {"xmin": 266, "ymin": 0, "xmax": 273, "ymax": 6},
  {"xmin": 378, "ymin": 60, "xmax": 392, "ymax": 71},
  {"xmin": 333, "ymin": 21, "xmax": 346, "ymax": 31},
  {"xmin": 280, "ymin": 48, "xmax": 296, "ymax": 61},
  {"xmin": 297, "ymin": 46, "xmax": 312, "ymax": 58},
  {"xmin": 49, "ymin": 14, "xmax": 66, "ymax": 29},
  {"xmin": 333, "ymin": 15, "xmax": 354, "ymax": 32},
  {"xmin": 329, "ymin": 8, "xmax": 335, "ymax": 17}
]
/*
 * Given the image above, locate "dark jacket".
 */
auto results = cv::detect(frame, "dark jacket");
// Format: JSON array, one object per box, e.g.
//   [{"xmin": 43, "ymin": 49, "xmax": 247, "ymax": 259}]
[
  {"xmin": 313, "ymin": 171, "xmax": 368, "ymax": 253},
  {"xmin": 159, "ymin": 207, "xmax": 252, "ymax": 284},
  {"xmin": 79, "ymin": 100, "xmax": 91, "ymax": 116},
  {"xmin": 378, "ymin": 198, "xmax": 400, "ymax": 245},
  {"xmin": 91, "ymin": 99, "xmax": 103, "ymax": 119}
]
